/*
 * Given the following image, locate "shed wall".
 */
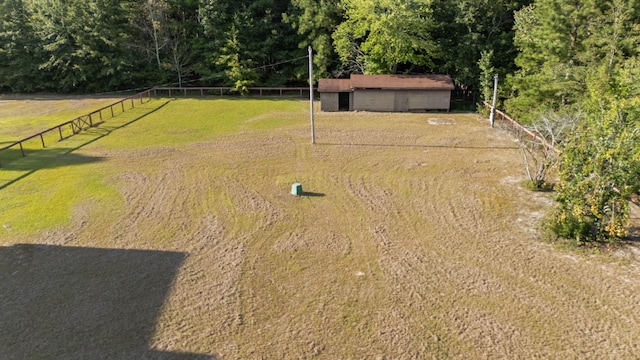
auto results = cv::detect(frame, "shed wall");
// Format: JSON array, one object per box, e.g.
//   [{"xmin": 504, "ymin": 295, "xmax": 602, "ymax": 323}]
[
  {"xmin": 353, "ymin": 90, "xmax": 396, "ymax": 111},
  {"xmin": 406, "ymin": 90, "xmax": 451, "ymax": 111},
  {"xmin": 320, "ymin": 92, "xmax": 339, "ymax": 112},
  {"xmin": 354, "ymin": 90, "xmax": 450, "ymax": 112}
]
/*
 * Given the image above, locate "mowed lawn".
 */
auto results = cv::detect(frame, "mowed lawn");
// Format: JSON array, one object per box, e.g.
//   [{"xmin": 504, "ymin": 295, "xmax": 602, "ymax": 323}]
[{"xmin": 1, "ymin": 97, "xmax": 640, "ymax": 359}]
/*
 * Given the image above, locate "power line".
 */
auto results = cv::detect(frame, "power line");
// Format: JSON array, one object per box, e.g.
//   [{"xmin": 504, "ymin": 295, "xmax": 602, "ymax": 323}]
[{"xmin": 252, "ymin": 55, "xmax": 309, "ymax": 71}]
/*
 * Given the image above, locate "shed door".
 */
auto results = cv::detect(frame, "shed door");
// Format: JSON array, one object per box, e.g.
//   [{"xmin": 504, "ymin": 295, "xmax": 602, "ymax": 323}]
[{"xmin": 338, "ymin": 92, "xmax": 350, "ymax": 111}]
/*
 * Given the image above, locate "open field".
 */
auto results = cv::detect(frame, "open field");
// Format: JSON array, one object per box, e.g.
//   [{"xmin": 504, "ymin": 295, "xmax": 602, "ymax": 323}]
[{"xmin": 1, "ymin": 98, "xmax": 640, "ymax": 358}]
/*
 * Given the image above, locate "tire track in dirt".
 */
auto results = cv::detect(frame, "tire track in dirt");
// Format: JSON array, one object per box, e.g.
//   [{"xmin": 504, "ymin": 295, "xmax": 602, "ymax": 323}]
[
  {"xmin": 106, "ymin": 146, "xmax": 220, "ymax": 247},
  {"xmin": 370, "ymin": 225, "xmax": 453, "ymax": 356},
  {"xmin": 104, "ymin": 150, "xmax": 249, "ymax": 356},
  {"xmin": 402, "ymin": 159, "xmax": 640, "ymax": 357},
  {"xmin": 37, "ymin": 200, "xmax": 94, "ymax": 246},
  {"xmin": 342, "ymin": 173, "xmax": 460, "ymax": 356},
  {"xmin": 218, "ymin": 176, "xmax": 283, "ymax": 232},
  {"xmin": 100, "ymin": 114, "xmax": 640, "ymax": 357},
  {"xmin": 109, "ymin": 169, "xmax": 175, "ymax": 245},
  {"xmin": 23, "ymin": 110, "xmax": 640, "ymax": 357},
  {"xmin": 368, "ymin": 220, "xmax": 529, "ymax": 357},
  {"xmin": 190, "ymin": 136, "xmax": 326, "ymax": 356},
  {"xmin": 150, "ymin": 214, "xmax": 245, "ymax": 358},
  {"xmin": 273, "ymin": 229, "xmax": 351, "ymax": 255},
  {"xmin": 340, "ymin": 155, "xmax": 640, "ymax": 357}
]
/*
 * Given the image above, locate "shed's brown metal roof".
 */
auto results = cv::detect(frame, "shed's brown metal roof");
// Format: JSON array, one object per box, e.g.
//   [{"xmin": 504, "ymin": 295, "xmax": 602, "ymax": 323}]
[
  {"xmin": 350, "ymin": 74, "xmax": 454, "ymax": 90},
  {"xmin": 318, "ymin": 78, "xmax": 352, "ymax": 92},
  {"xmin": 318, "ymin": 74, "xmax": 455, "ymax": 92}
]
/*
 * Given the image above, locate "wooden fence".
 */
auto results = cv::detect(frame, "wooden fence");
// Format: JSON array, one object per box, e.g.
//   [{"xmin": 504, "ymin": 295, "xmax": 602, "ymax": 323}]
[
  {"xmin": 0, "ymin": 89, "xmax": 153, "ymax": 167},
  {"xmin": 483, "ymin": 101, "xmax": 558, "ymax": 153},
  {"xmin": 152, "ymin": 86, "xmax": 317, "ymax": 98}
]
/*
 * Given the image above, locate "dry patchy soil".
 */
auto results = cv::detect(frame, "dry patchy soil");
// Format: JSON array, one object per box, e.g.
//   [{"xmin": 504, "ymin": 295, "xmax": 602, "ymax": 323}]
[{"xmin": 1, "ymin": 102, "xmax": 640, "ymax": 359}]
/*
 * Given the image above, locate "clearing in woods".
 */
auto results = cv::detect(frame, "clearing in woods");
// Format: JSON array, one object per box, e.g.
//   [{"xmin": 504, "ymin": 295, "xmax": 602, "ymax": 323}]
[{"xmin": 0, "ymin": 97, "xmax": 639, "ymax": 358}]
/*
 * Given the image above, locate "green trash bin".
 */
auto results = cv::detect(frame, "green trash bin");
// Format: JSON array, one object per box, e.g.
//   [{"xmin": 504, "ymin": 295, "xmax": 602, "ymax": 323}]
[{"xmin": 291, "ymin": 183, "xmax": 302, "ymax": 196}]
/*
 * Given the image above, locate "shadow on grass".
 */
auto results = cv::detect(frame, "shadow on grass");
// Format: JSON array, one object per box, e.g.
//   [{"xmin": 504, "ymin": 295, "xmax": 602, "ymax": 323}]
[
  {"xmin": 0, "ymin": 100, "xmax": 172, "ymax": 190},
  {"xmin": 301, "ymin": 191, "xmax": 325, "ymax": 197},
  {"xmin": 0, "ymin": 244, "xmax": 215, "ymax": 359},
  {"xmin": 0, "ymin": 150, "xmax": 105, "ymax": 171}
]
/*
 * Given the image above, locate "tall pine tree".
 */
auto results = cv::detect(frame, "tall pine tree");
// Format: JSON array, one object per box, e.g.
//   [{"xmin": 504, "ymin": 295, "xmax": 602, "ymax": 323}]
[
  {"xmin": 505, "ymin": 0, "xmax": 597, "ymax": 122},
  {"xmin": 0, "ymin": 0, "xmax": 41, "ymax": 92}
]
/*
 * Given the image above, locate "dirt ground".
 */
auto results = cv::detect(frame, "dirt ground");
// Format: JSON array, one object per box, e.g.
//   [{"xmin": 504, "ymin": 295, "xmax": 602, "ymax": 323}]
[{"xmin": 2, "ymin": 106, "xmax": 640, "ymax": 358}]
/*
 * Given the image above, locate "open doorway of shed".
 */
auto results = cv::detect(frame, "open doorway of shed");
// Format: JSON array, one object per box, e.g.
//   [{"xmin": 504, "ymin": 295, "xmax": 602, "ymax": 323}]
[{"xmin": 339, "ymin": 92, "xmax": 350, "ymax": 111}]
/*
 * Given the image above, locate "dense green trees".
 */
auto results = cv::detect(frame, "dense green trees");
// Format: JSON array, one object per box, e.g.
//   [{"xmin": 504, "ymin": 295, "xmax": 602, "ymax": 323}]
[
  {"xmin": 27, "ymin": 0, "xmax": 141, "ymax": 92},
  {"xmin": 506, "ymin": 0, "xmax": 640, "ymax": 122},
  {"xmin": 284, "ymin": 0, "xmax": 343, "ymax": 78},
  {"xmin": 0, "ymin": 0, "xmax": 308, "ymax": 92},
  {"xmin": 0, "ymin": 0, "xmax": 40, "ymax": 91},
  {"xmin": 0, "ymin": 0, "xmax": 527, "ymax": 93},
  {"xmin": 430, "ymin": 0, "xmax": 529, "ymax": 93},
  {"xmin": 199, "ymin": 0, "xmax": 305, "ymax": 90},
  {"xmin": 332, "ymin": 0, "xmax": 435, "ymax": 74}
]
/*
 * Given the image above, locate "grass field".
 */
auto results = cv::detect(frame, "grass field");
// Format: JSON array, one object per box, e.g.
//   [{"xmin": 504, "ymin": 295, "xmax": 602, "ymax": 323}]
[
  {"xmin": 1, "ymin": 97, "xmax": 640, "ymax": 358},
  {"xmin": 0, "ymin": 94, "xmax": 127, "ymax": 144}
]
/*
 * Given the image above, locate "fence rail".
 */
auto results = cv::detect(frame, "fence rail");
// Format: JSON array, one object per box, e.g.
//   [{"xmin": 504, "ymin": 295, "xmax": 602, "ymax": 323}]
[
  {"xmin": 0, "ymin": 89, "xmax": 153, "ymax": 167},
  {"xmin": 483, "ymin": 101, "xmax": 559, "ymax": 153},
  {"xmin": 152, "ymin": 86, "xmax": 317, "ymax": 98}
]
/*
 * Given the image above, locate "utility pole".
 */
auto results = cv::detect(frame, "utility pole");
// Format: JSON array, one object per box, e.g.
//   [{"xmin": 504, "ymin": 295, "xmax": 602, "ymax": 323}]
[
  {"xmin": 308, "ymin": 46, "xmax": 315, "ymax": 144},
  {"xmin": 489, "ymin": 74, "xmax": 498, "ymax": 128}
]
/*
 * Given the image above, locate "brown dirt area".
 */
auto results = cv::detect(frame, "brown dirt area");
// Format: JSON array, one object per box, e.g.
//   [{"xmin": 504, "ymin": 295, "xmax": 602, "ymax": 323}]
[{"xmin": 2, "ymin": 108, "xmax": 640, "ymax": 358}]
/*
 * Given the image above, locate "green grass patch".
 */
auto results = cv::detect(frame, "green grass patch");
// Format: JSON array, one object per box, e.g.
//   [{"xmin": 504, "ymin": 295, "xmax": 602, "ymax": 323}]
[
  {"xmin": 0, "ymin": 97, "xmax": 308, "ymax": 238},
  {"xmin": 96, "ymin": 98, "xmax": 307, "ymax": 149},
  {"xmin": 0, "ymin": 162, "xmax": 121, "ymax": 236}
]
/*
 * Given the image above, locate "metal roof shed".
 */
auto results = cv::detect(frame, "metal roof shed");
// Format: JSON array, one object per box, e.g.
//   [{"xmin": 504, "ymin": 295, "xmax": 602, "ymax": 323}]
[{"xmin": 318, "ymin": 74, "xmax": 455, "ymax": 112}]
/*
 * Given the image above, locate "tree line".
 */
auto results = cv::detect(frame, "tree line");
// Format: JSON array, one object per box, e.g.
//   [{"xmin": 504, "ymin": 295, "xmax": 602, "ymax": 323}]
[
  {"xmin": 0, "ymin": 0, "xmax": 528, "ymax": 94},
  {"xmin": 1, "ymin": 0, "xmax": 639, "ymax": 243}
]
